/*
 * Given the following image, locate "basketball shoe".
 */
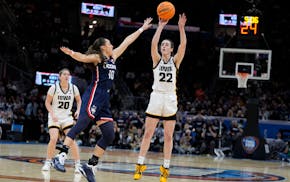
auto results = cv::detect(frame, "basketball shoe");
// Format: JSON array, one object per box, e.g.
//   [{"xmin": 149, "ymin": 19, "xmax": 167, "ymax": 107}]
[
  {"xmin": 41, "ymin": 171, "xmax": 50, "ymax": 182},
  {"xmin": 52, "ymin": 152, "xmax": 67, "ymax": 172},
  {"xmin": 78, "ymin": 163, "xmax": 96, "ymax": 182},
  {"xmin": 42, "ymin": 160, "xmax": 52, "ymax": 171},
  {"xmin": 133, "ymin": 164, "xmax": 147, "ymax": 180},
  {"xmin": 160, "ymin": 165, "xmax": 169, "ymax": 182},
  {"xmin": 74, "ymin": 162, "xmax": 82, "ymax": 173}
]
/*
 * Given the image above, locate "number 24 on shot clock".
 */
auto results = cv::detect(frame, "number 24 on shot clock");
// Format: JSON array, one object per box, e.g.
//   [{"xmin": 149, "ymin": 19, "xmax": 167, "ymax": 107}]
[{"xmin": 240, "ymin": 16, "xmax": 259, "ymax": 36}]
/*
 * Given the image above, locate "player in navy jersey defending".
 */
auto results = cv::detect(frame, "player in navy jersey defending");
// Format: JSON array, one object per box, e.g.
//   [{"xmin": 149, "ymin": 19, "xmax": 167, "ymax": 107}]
[
  {"xmin": 133, "ymin": 13, "xmax": 187, "ymax": 182},
  {"xmin": 52, "ymin": 17, "xmax": 152, "ymax": 182}
]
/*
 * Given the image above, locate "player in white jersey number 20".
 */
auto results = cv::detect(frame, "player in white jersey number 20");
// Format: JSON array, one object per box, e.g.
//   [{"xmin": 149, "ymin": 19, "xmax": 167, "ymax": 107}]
[{"xmin": 42, "ymin": 68, "xmax": 82, "ymax": 174}]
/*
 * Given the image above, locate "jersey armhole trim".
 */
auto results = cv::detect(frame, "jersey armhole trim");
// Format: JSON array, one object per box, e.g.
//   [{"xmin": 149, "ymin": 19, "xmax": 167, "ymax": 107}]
[
  {"xmin": 72, "ymin": 84, "xmax": 75, "ymax": 96},
  {"xmin": 152, "ymin": 59, "xmax": 161, "ymax": 70},
  {"xmin": 53, "ymin": 83, "xmax": 57, "ymax": 96}
]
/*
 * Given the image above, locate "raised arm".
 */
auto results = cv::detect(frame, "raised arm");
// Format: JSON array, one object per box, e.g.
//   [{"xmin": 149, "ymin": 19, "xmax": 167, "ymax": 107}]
[
  {"xmin": 173, "ymin": 13, "xmax": 187, "ymax": 69},
  {"xmin": 112, "ymin": 17, "xmax": 153, "ymax": 60},
  {"xmin": 151, "ymin": 19, "xmax": 168, "ymax": 67},
  {"xmin": 60, "ymin": 47, "xmax": 101, "ymax": 64}
]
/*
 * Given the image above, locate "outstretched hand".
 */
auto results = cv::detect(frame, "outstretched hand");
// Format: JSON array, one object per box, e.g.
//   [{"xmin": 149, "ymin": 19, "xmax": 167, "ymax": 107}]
[
  {"xmin": 141, "ymin": 17, "xmax": 153, "ymax": 31},
  {"xmin": 60, "ymin": 46, "xmax": 73, "ymax": 56},
  {"xmin": 178, "ymin": 13, "xmax": 187, "ymax": 27}
]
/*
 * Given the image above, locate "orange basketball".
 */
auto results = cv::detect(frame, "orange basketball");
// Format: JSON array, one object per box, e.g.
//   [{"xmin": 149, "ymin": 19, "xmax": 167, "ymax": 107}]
[{"xmin": 157, "ymin": 1, "xmax": 175, "ymax": 20}]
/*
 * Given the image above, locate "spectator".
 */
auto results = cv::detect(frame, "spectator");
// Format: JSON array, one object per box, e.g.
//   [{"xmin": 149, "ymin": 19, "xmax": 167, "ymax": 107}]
[{"xmin": 229, "ymin": 120, "xmax": 244, "ymax": 150}]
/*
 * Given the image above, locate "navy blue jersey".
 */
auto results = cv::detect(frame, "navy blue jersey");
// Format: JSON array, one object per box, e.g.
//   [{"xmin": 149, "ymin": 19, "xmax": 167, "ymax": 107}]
[
  {"xmin": 92, "ymin": 58, "xmax": 117, "ymax": 90},
  {"xmin": 78, "ymin": 58, "xmax": 116, "ymax": 122},
  {"xmin": 65, "ymin": 57, "xmax": 117, "ymax": 140}
]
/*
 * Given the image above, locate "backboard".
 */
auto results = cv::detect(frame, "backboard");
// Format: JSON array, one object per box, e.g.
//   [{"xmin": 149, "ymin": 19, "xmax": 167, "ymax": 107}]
[{"xmin": 219, "ymin": 48, "xmax": 272, "ymax": 80}]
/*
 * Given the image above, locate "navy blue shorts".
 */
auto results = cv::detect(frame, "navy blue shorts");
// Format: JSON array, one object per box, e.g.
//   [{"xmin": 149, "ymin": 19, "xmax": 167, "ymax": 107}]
[{"xmin": 79, "ymin": 83, "xmax": 113, "ymax": 123}]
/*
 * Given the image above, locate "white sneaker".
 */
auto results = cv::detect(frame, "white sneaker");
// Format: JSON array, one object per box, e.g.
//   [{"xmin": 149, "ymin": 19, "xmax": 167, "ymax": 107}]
[
  {"xmin": 214, "ymin": 148, "xmax": 221, "ymax": 157},
  {"xmin": 41, "ymin": 171, "xmax": 50, "ymax": 182},
  {"xmin": 58, "ymin": 152, "xmax": 67, "ymax": 165},
  {"xmin": 73, "ymin": 173, "xmax": 82, "ymax": 182},
  {"xmin": 42, "ymin": 160, "xmax": 52, "ymax": 171},
  {"xmin": 218, "ymin": 150, "xmax": 225, "ymax": 157},
  {"xmin": 74, "ymin": 163, "xmax": 82, "ymax": 173}
]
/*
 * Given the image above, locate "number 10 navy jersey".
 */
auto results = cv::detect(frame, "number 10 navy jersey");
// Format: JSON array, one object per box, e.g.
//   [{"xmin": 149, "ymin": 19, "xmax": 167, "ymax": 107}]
[{"xmin": 93, "ymin": 58, "xmax": 117, "ymax": 90}]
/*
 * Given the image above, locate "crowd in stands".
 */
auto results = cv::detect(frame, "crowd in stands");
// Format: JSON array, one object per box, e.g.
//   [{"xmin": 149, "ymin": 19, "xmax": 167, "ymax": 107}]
[
  {"xmin": 0, "ymin": 78, "xmax": 288, "ymax": 161},
  {"xmin": 0, "ymin": 0, "xmax": 289, "ymax": 161}
]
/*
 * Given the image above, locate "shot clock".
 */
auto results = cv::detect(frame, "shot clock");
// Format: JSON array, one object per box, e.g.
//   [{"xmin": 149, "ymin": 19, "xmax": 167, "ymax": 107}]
[
  {"xmin": 239, "ymin": 15, "xmax": 261, "ymax": 38},
  {"xmin": 216, "ymin": 13, "xmax": 266, "ymax": 48}
]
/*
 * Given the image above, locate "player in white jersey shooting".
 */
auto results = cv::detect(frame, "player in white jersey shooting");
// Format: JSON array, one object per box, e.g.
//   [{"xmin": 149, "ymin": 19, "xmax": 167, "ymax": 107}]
[
  {"xmin": 133, "ymin": 13, "xmax": 187, "ymax": 182},
  {"xmin": 42, "ymin": 68, "xmax": 82, "ymax": 173}
]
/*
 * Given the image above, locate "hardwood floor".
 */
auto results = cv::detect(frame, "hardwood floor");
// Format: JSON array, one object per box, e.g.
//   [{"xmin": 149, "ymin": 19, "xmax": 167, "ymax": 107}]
[{"xmin": 0, "ymin": 143, "xmax": 288, "ymax": 182}]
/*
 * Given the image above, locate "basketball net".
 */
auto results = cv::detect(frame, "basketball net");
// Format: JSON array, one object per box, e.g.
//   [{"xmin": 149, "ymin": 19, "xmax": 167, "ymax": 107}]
[{"xmin": 236, "ymin": 72, "xmax": 249, "ymax": 88}]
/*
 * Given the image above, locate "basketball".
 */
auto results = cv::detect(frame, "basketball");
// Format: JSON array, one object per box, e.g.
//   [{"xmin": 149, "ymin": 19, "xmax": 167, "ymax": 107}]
[{"xmin": 157, "ymin": 1, "xmax": 175, "ymax": 20}]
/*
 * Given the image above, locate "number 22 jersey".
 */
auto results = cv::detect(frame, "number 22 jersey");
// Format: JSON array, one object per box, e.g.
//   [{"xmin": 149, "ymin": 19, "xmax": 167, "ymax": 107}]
[{"xmin": 152, "ymin": 57, "xmax": 177, "ymax": 93}]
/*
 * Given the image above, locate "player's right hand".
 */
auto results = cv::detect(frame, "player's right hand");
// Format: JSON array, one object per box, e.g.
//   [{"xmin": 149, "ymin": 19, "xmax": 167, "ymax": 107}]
[
  {"xmin": 60, "ymin": 46, "xmax": 73, "ymax": 56},
  {"xmin": 52, "ymin": 114, "xmax": 58, "ymax": 122},
  {"xmin": 159, "ymin": 18, "xmax": 168, "ymax": 27}
]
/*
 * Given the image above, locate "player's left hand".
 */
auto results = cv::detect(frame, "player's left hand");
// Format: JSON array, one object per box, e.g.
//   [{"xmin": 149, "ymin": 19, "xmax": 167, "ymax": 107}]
[
  {"xmin": 178, "ymin": 13, "xmax": 187, "ymax": 27},
  {"xmin": 74, "ymin": 111, "xmax": 80, "ymax": 119}
]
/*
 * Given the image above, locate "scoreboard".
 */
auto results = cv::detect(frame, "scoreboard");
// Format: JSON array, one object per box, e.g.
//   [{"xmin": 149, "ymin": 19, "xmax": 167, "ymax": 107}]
[{"xmin": 218, "ymin": 14, "xmax": 262, "ymax": 39}]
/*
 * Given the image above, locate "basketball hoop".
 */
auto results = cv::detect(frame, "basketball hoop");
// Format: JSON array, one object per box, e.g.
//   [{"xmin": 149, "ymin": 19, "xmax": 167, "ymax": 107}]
[{"xmin": 236, "ymin": 72, "xmax": 249, "ymax": 88}]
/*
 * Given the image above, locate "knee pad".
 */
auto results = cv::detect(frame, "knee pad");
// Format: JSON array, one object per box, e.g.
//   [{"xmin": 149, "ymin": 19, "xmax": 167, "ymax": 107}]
[{"xmin": 97, "ymin": 121, "xmax": 115, "ymax": 150}]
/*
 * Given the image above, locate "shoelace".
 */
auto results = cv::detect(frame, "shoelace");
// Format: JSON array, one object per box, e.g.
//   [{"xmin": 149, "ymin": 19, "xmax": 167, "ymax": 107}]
[
  {"xmin": 161, "ymin": 168, "xmax": 169, "ymax": 178},
  {"xmin": 135, "ymin": 165, "xmax": 143, "ymax": 174},
  {"xmin": 58, "ymin": 153, "xmax": 67, "ymax": 165}
]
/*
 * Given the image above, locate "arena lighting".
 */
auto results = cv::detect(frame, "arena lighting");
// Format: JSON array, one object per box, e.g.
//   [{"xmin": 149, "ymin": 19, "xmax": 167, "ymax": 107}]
[{"xmin": 118, "ymin": 18, "xmax": 200, "ymax": 32}]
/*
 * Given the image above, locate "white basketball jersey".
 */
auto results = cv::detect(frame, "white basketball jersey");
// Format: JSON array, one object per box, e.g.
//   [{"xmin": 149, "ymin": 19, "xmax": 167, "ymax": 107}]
[
  {"xmin": 49, "ymin": 83, "xmax": 76, "ymax": 121},
  {"xmin": 152, "ymin": 57, "xmax": 177, "ymax": 93}
]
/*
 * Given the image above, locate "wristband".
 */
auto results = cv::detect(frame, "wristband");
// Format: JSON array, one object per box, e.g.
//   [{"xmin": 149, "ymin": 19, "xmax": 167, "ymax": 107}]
[
  {"xmin": 138, "ymin": 28, "xmax": 144, "ymax": 33},
  {"xmin": 71, "ymin": 50, "xmax": 75, "ymax": 55}
]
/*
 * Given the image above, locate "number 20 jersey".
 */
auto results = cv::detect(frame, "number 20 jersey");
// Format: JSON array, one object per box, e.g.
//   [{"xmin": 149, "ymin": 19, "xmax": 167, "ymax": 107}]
[
  {"xmin": 48, "ymin": 83, "xmax": 78, "ymax": 121},
  {"xmin": 152, "ymin": 57, "xmax": 177, "ymax": 93}
]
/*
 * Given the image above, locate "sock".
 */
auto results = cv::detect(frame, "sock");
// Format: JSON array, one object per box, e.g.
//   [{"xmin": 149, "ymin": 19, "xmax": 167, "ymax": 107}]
[
  {"xmin": 137, "ymin": 156, "xmax": 145, "ymax": 165},
  {"xmin": 75, "ymin": 159, "xmax": 80, "ymax": 165},
  {"xmin": 58, "ymin": 145, "xmax": 69, "ymax": 154},
  {"xmin": 88, "ymin": 155, "xmax": 99, "ymax": 166},
  {"xmin": 163, "ymin": 159, "xmax": 170, "ymax": 168}
]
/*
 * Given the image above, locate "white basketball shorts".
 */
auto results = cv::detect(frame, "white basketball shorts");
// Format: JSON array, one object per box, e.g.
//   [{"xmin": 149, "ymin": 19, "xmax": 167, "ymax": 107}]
[
  {"xmin": 145, "ymin": 91, "xmax": 177, "ymax": 117},
  {"xmin": 48, "ymin": 116, "xmax": 74, "ymax": 130}
]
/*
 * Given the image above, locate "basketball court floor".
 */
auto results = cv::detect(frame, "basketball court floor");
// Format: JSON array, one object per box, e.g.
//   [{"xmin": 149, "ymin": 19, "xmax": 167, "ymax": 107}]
[{"xmin": 0, "ymin": 143, "xmax": 289, "ymax": 182}]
